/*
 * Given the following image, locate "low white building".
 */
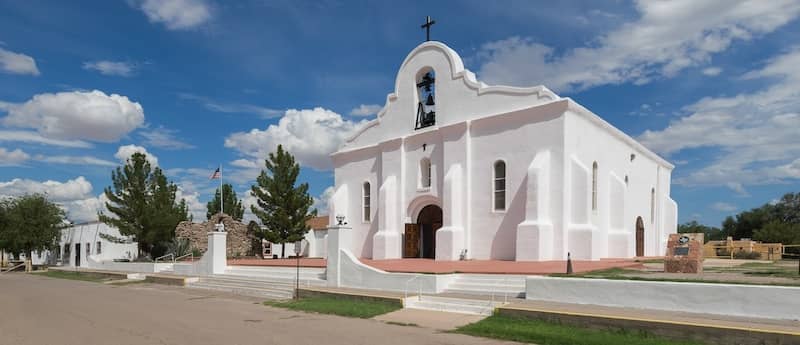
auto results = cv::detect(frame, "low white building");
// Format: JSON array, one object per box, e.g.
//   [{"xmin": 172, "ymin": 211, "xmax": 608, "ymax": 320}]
[
  {"xmin": 328, "ymin": 41, "xmax": 677, "ymax": 261},
  {"xmin": 57, "ymin": 221, "xmax": 138, "ymax": 267}
]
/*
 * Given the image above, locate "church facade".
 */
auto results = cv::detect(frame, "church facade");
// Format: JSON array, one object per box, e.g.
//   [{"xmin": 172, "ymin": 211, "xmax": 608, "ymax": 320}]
[{"xmin": 328, "ymin": 41, "xmax": 677, "ymax": 261}]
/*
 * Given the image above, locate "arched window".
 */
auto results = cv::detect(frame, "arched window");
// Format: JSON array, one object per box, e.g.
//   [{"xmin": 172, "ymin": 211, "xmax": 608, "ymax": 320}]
[
  {"xmin": 592, "ymin": 162, "xmax": 598, "ymax": 211},
  {"xmin": 650, "ymin": 188, "xmax": 655, "ymax": 224},
  {"xmin": 415, "ymin": 69, "xmax": 436, "ymax": 129},
  {"xmin": 420, "ymin": 158, "xmax": 432, "ymax": 188},
  {"xmin": 494, "ymin": 161, "xmax": 506, "ymax": 211},
  {"xmin": 363, "ymin": 182, "xmax": 371, "ymax": 222}
]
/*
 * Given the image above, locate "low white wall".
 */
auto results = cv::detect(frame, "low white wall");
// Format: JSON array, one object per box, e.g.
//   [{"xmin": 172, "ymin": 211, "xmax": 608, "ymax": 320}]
[
  {"xmin": 339, "ymin": 249, "xmax": 454, "ymax": 294},
  {"xmin": 526, "ymin": 276, "xmax": 800, "ymax": 321},
  {"xmin": 86, "ymin": 256, "xmax": 172, "ymax": 273}
]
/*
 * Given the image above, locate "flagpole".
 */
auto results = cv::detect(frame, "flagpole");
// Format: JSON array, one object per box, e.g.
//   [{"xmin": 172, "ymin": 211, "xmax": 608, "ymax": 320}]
[{"xmin": 219, "ymin": 164, "xmax": 224, "ymax": 216}]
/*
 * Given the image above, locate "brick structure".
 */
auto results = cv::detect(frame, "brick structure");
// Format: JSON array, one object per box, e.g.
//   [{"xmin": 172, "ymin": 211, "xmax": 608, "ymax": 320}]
[{"xmin": 664, "ymin": 233, "xmax": 703, "ymax": 273}]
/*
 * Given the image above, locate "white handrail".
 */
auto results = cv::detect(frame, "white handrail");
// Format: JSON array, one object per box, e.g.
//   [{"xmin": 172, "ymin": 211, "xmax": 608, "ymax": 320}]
[
  {"xmin": 155, "ymin": 253, "xmax": 174, "ymax": 264},
  {"xmin": 404, "ymin": 274, "xmax": 423, "ymax": 301},
  {"xmin": 174, "ymin": 253, "xmax": 194, "ymax": 262}
]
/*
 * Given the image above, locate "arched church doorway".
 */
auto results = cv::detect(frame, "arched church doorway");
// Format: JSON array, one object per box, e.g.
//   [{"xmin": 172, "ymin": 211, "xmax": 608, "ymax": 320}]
[
  {"xmin": 635, "ymin": 216, "xmax": 645, "ymax": 257},
  {"xmin": 404, "ymin": 205, "xmax": 442, "ymax": 259}
]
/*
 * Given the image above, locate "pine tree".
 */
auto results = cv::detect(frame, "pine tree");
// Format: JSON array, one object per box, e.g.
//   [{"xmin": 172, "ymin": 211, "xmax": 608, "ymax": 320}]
[
  {"xmin": 251, "ymin": 145, "xmax": 316, "ymax": 258},
  {"xmin": 100, "ymin": 152, "xmax": 189, "ymax": 258},
  {"xmin": 206, "ymin": 183, "xmax": 245, "ymax": 221}
]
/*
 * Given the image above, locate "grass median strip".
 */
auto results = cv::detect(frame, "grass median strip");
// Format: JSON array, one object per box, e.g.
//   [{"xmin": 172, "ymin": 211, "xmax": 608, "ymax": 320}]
[
  {"xmin": 33, "ymin": 270, "xmax": 110, "ymax": 283},
  {"xmin": 264, "ymin": 296, "xmax": 401, "ymax": 318},
  {"xmin": 455, "ymin": 314, "xmax": 706, "ymax": 345}
]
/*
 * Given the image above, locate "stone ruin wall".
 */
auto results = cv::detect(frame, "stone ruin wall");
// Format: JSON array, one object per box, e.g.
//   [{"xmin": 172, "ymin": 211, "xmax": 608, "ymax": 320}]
[{"xmin": 175, "ymin": 213, "xmax": 256, "ymax": 257}]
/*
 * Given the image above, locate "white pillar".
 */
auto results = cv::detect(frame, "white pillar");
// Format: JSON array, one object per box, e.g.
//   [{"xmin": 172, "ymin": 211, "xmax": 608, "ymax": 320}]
[
  {"xmin": 373, "ymin": 176, "xmax": 401, "ymax": 259},
  {"xmin": 517, "ymin": 150, "xmax": 554, "ymax": 261},
  {"xmin": 436, "ymin": 164, "xmax": 465, "ymax": 261},
  {"xmin": 207, "ymin": 228, "xmax": 227, "ymax": 275},
  {"xmin": 326, "ymin": 224, "xmax": 351, "ymax": 287}
]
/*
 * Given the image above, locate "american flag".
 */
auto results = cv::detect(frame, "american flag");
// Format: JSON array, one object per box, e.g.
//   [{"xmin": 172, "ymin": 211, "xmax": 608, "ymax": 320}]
[{"xmin": 209, "ymin": 167, "xmax": 221, "ymax": 179}]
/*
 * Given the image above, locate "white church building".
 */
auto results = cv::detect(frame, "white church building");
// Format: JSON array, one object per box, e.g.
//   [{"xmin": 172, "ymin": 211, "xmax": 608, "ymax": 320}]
[{"xmin": 328, "ymin": 41, "xmax": 677, "ymax": 261}]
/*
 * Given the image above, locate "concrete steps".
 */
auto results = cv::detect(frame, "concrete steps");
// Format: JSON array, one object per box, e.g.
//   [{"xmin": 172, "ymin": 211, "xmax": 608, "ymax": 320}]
[
  {"xmin": 186, "ymin": 275, "xmax": 300, "ymax": 300},
  {"xmin": 224, "ymin": 266, "xmax": 327, "ymax": 284},
  {"xmin": 443, "ymin": 274, "xmax": 527, "ymax": 298},
  {"xmin": 404, "ymin": 295, "xmax": 502, "ymax": 316}
]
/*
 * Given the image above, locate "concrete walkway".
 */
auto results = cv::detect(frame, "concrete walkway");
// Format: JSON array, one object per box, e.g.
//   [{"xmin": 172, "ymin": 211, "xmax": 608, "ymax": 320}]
[{"xmin": 374, "ymin": 309, "xmax": 486, "ymax": 330}]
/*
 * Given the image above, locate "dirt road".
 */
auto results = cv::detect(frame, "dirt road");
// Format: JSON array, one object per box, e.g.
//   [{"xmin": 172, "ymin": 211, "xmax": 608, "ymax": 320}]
[{"xmin": 0, "ymin": 273, "xmax": 514, "ymax": 345}]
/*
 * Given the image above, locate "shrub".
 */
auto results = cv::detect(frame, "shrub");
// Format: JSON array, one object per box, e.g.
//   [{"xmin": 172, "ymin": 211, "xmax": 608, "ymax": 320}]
[{"xmin": 733, "ymin": 251, "xmax": 761, "ymax": 260}]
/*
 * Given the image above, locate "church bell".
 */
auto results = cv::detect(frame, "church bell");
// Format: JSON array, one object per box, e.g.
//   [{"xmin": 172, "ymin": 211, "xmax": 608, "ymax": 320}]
[{"xmin": 425, "ymin": 93, "xmax": 435, "ymax": 106}]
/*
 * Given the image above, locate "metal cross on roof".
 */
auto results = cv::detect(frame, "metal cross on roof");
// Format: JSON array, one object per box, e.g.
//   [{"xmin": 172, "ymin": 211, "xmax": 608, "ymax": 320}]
[{"xmin": 421, "ymin": 16, "xmax": 436, "ymax": 42}]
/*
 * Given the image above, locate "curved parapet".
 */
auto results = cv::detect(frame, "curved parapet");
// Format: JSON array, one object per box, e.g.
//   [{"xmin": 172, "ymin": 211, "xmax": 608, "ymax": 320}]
[{"xmin": 335, "ymin": 41, "xmax": 561, "ymax": 154}]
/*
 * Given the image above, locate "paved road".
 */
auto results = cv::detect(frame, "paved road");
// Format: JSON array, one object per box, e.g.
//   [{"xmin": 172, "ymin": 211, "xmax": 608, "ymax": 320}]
[{"xmin": 0, "ymin": 273, "xmax": 516, "ymax": 345}]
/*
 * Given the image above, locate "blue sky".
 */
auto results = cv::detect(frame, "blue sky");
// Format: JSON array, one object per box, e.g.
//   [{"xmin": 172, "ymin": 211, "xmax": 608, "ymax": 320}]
[{"xmin": 1, "ymin": 0, "xmax": 799, "ymax": 227}]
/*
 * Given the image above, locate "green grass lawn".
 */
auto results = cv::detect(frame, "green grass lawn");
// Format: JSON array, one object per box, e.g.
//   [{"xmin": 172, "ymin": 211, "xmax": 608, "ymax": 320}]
[
  {"xmin": 33, "ymin": 270, "xmax": 110, "ymax": 283},
  {"xmin": 455, "ymin": 314, "xmax": 706, "ymax": 345},
  {"xmin": 264, "ymin": 296, "xmax": 401, "ymax": 318}
]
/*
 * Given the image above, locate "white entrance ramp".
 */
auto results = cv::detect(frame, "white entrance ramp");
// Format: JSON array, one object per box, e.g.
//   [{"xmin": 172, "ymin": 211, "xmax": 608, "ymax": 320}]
[
  {"xmin": 403, "ymin": 295, "xmax": 503, "ymax": 316},
  {"xmin": 443, "ymin": 274, "xmax": 527, "ymax": 298}
]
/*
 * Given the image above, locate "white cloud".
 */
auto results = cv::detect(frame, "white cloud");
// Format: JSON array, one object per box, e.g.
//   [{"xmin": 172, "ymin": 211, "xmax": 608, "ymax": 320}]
[
  {"xmin": 475, "ymin": 0, "xmax": 800, "ymax": 92},
  {"xmin": 115, "ymin": 144, "xmax": 159, "ymax": 167},
  {"xmin": 640, "ymin": 47, "xmax": 800, "ymax": 188},
  {"xmin": 0, "ymin": 147, "xmax": 30, "ymax": 166},
  {"xmin": 711, "ymin": 202, "xmax": 737, "ymax": 212},
  {"xmin": 34, "ymin": 154, "xmax": 117, "ymax": 167},
  {"xmin": 725, "ymin": 182, "xmax": 750, "ymax": 197},
  {"xmin": 136, "ymin": 0, "xmax": 211, "ymax": 30},
  {"xmin": 1, "ymin": 90, "xmax": 145, "ymax": 142},
  {"xmin": 0, "ymin": 47, "xmax": 40, "ymax": 75},
  {"xmin": 83, "ymin": 60, "xmax": 136, "ymax": 77},
  {"xmin": 175, "ymin": 187, "xmax": 206, "ymax": 221},
  {"xmin": 349, "ymin": 104, "xmax": 382, "ymax": 117},
  {"xmin": 241, "ymin": 192, "xmax": 259, "ymax": 223},
  {"xmin": 312, "ymin": 186, "xmax": 334, "ymax": 215},
  {"xmin": 225, "ymin": 107, "xmax": 366, "ymax": 171},
  {"xmin": 702, "ymin": 67, "xmax": 723, "ymax": 76},
  {"xmin": 0, "ymin": 176, "xmax": 92, "ymax": 202},
  {"xmin": 140, "ymin": 126, "xmax": 195, "ymax": 150},
  {"xmin": 231, "ymin": 159, "xmax": 258, "ymax": 169},
  {"xmin": 0, "ymin": 130, "xmax": 92, "ymax": 148},
  {"xmin": 179, "ymin": 93, "xmax": 283, "ymax": 118},
  {"xmin": 61, "ymin": 193, "xmax": 111, "ymax": 223}
]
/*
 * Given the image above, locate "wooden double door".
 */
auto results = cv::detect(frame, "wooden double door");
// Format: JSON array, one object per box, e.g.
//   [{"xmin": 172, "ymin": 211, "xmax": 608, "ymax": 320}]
[{"xmin": 403, "ymin": 205, "xmax": 442, "ymax": 259}]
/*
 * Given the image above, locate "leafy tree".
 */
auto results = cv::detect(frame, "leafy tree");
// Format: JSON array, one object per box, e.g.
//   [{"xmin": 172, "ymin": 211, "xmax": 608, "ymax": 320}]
[
  {"xmin": 250, "ymin": 145, "xmax": 316, "ymax": 258},
  {"xmin": 206, "ymin": 183, "xmax": 245, "ymax": 221},
  {"xmin": 0, "ymin": 198, "xmax": 10, "ymax": 266},
  {"xmin": 719, "ymin": 191, "xmax": 800, "ymax": 244},
  {"xmin": 1, "ymin": 194, "xmax": 65, "ymax": 271},
  {"xmin": 753, "ymin": 222, "xmax": 800, "ymax": 244},
  {"xmin": 678, "ymin": 220, "xmax": 726, "ymax": 242},
  {"xmin": 100, "ymin": 152, "xmax": 189, "ymax": 258}
]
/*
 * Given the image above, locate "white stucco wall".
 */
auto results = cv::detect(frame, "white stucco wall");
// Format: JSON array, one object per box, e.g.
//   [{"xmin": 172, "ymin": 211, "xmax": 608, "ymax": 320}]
[
  {"xmin": 526, "ymin": 276, "xmax": 800, "ymax": 321},
  {"xmin": 563, "ymin": 106, "xmax": 676, "ymax": 258}
]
